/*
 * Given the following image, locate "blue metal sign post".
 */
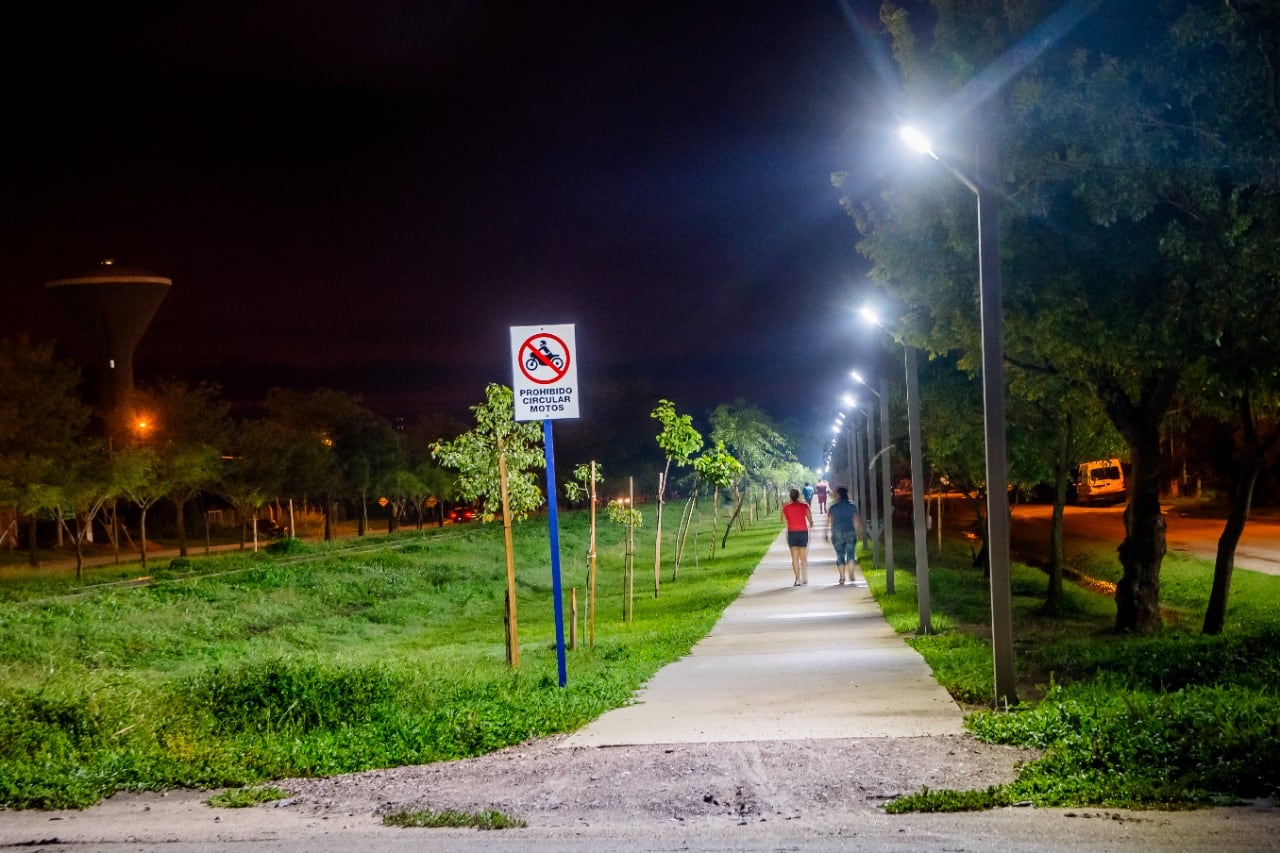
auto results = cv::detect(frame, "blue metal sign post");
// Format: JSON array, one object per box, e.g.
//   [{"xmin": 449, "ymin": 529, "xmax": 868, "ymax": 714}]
[{"xmin": 543, "ymin": 418, "xmax": 567, "ymax": 687}]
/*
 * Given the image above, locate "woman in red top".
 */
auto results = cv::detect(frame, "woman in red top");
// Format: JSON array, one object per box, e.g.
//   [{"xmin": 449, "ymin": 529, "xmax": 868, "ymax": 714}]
[{"xmin": 781, "ymin": 487, "xmax": 815, "ymax": 586}]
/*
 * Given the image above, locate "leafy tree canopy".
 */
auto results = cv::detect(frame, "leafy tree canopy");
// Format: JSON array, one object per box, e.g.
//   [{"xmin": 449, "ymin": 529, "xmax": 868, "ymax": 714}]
[{"xmin": 432, "ymin": 384, "xmax": 545, "ymax": 522}]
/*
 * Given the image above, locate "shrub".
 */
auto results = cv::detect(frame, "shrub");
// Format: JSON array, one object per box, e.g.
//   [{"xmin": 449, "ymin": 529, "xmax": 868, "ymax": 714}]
[{"xmin": 266, "ymin": 537, "xmax": 308, "ymax": 556}]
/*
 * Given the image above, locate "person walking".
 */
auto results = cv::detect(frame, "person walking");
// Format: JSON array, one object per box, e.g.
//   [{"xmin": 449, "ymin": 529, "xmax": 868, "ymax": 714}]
[
  {"xmin": 825, "ymin": 486, "xmax": 861, "ymax": 585},
  {"xmin": 815, "ymin": 480, "xmax": 829, "ymax": 514},
  {"xmin": 781, "ymin": 487, "xmax": 814, "ymax": 586},
  {"xmin": 802, "ymin": 481, "xmax": 815, "ymax": 506}
]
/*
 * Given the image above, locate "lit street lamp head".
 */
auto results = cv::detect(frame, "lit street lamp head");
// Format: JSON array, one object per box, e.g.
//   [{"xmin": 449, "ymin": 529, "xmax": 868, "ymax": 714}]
[
  {"xmin": 851, "ymin": 370, "xmax": 882, "ymax": 398},
  {"xmin": 899, "ymin": 125, "xmax": 939, "ymax": 160}
]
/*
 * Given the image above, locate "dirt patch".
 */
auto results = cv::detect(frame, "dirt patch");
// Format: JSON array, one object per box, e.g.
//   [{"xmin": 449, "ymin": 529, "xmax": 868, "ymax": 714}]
[
  {"xmin": 6, "ymin": 733, "xmax": 1276, "ymax": 850},
  {"xmin": 280, "ymin": 734, "xmax": 1036, "ymax": 829}
]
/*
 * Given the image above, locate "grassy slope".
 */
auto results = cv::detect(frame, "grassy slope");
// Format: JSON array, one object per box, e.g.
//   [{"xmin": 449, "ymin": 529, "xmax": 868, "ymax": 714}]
[{"xmin": 0, "ymin": 503, "xmax": 777, "ymax": 808}]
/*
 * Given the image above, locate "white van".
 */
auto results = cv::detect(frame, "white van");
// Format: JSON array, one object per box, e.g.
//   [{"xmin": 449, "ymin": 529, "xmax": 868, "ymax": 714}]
[{"xmin": 1074, "ymin": 458, "xmax": 1125, "ymax": 505}]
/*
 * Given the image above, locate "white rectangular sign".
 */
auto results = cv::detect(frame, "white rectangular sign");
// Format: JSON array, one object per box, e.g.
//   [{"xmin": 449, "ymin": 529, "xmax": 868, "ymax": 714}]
[{"xmin": 510, "ymin": 323, "xmax": 579, "ymax": 421}]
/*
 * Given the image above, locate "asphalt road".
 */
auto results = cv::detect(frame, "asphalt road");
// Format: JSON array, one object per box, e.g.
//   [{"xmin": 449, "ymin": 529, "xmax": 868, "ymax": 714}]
[{"xmin": 1010, "ymin": 503, "xmax": 1280, "ymax": 576}]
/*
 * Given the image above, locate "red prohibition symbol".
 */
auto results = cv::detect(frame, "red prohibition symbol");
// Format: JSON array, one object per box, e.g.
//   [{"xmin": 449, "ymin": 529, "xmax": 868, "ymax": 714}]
[{"xmin": 519, "ymin": 333, "xmax": 571, "ymax": 385}]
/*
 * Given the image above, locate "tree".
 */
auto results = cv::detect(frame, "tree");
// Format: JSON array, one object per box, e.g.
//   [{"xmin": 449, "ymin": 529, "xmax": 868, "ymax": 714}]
[
  {"xmin": 1004, "ymin": 366, "xmax": 1120, "ymax": 612},
  {"xmin": 261, "ymin": 389, "xmax": 343, "ymax": 538},
  {"xmin": 709, "ymin": 400, "xmax": 793, "ymax": 548},
  {"xmin": 433, "ymin": 384, "xmax": 544, "ymax": 670},
  {"xmin": 563, "ymin": 462, "xmax": 603, "ymax": 507},
  {"xmin": 687, "ymin": 442, "xmax": 745, "ymax": 560},
  {"xmin": 1012, "ymin": 0, "xmax": 1280, "ymax": 633},
  {"xmin": 113, "ymin": 445, "xmax": 169, "ymax": 571},
  {"xmin": 52, "ymin": 444, "xmax": 119, "ymax": 579},
  {"xmin": 335, "ymin": 412, "xmax": 403, "ymax": 536},
  {"xmin": 403, "ymin": 413, "xmax": 466, "ymax": 527},
  {"xmin": 841, "ymin": 0, "xmax": 1280, "ymax": 634},
  {"xmin": 432, "ymin": 384, "xmax": 545, "ymax": 522},
  {"xmin": 607, "ymin": 496, "xmax": 643, "ymax": 623},
  {"xmin": 410, "ymin": 462, "xmax": 454, "ymax": 527},
  {"xmin": 262, "ymin": 389, "xmax": 400, "ymax": 540},
  {"xmin": 650, "ymin": 399, "xmax": 702, "ymax": 596},
  {"xmin": 220, "ymin": 418, "xmax": 287, "ymax": 547},
  {"xmin": 379, "ymin": 469, "xmax": 425, "ymax": 533},
  {"xmin": 0, "ymin": 336, "xmax": 91, "ymax": 565},
  {"xmin": 130, "ymin": 379, "xmax": 230, "ymax": 556}
]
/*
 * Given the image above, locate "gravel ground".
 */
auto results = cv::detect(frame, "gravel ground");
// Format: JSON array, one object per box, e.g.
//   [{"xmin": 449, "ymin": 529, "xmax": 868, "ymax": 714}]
[
  {"xmin": 4, "ymin": 733, "xmax": 1277, "ymax": 851},
  {"xmin": 285, "ymin": 733, "xmax": 1035, "ymax": 826}
]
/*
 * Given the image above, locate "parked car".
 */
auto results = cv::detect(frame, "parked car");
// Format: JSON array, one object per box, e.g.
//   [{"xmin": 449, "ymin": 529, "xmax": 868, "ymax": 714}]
[
  {"xmin": 448, "ymin": 504, "xmax": 478, "ymax": 523},
  {"xmin": 1073, "ymin": 458, "xmax": 1126, "ymax": 505}
]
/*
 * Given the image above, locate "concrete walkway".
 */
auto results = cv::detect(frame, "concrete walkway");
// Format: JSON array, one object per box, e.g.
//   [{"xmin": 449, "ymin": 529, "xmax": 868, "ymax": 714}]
[{"xmin": 562, "ymin": 509, "xmax": 963, "ymax": 747}]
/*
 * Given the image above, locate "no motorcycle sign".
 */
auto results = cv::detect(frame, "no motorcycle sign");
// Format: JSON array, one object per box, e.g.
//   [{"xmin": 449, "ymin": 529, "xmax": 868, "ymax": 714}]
[
  {"xmin": 507, "ymin": 322, "xmax": 579, "ymax": 687},
  {"xmin": 510, "ymin": 323, "xmax": 579, "ymax": 421}
]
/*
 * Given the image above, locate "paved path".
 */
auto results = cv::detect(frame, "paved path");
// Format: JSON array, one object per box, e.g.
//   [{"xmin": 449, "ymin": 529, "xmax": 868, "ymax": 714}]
[{"xmin": 563, "ymin": 510, "xmax": 963, "ymax": 747}]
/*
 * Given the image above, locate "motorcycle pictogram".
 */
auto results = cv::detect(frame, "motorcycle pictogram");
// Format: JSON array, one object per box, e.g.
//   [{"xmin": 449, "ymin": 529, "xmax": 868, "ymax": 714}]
[{"xmin": 524, "ymin": 339, "xmax": 565, "ymax": 371}]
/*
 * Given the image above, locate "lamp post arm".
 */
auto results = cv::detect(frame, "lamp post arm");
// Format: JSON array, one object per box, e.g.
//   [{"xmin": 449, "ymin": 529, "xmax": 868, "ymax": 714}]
[{"xmin": 941, "ymin": 159, "xmax": 979, "ymax": 196}]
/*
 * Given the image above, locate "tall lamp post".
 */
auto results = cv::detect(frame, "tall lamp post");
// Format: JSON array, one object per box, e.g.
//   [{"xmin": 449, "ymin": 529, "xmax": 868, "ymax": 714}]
[
  {"xmin": 861, "ymin": 397, "xmax": 879, "ymax": 569},
  {"xmin": 852, "ymin": 370, "xmax": 893, "ymax": 591},
  {"xmin": 859, "ymin": 307, "xmax": 928, "ymax": 631},
  {"xmin": 900, "ymin": 124, "xmax": 1015, "ymax": 706}
]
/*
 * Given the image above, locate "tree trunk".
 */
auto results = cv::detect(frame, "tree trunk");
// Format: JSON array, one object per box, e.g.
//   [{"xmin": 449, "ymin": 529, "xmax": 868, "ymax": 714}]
[
  {"xmin": 710, "ymin": 487, "xmax": 720, "ymax": 558},
  {"xmin": 175, "ymin": 496, "xmax": 189, "ymax": 557},
  {"xmin": 1204, "ymin": 394, "xmax": 1262, "ymax": 635},
  {"xmin": 139, "ymin": 507, "xmax": 150, "ymax": 571},
  {"xmin": 1115, "ymin": 433, "xmax": 1166, "ymax": 634},
  {"xmin": 721, "ymin": 486, "xmax": 744, "ymax": 550},
  {"xmin": 74, "ymin": 516, "xmax": 85, "ymax": 581},
  {"xmin": 672, "ymin": 487, "xmax": 698, "ymax": 581},
  {"xmin": 653, "ymin": 462, "xmax": 669, "ymax": 599},
  {"xmin": 1044, "ymin": 413, "xmax": 1073, "ymax": 615},
  {"xmin": 27, "ymin": 514, "xmax": 38, "ymax": 567},
  {"xmin": 1097, "ymin": 369, "xmax": 1177, "ymax": 635},
  {"xmin": 1203, "ymin": 470, "xmax": 1254, "ymax": 635}
]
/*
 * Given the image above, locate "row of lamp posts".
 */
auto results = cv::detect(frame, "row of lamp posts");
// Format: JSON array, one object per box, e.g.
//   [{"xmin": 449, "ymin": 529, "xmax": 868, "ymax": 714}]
[
  {"xmin": 834, "ymin": 317, "xmax": 926, "ymax": 623},
  {"xmin": 823, "ymin": 123, "xmax": 1016, "ymax": 707}
]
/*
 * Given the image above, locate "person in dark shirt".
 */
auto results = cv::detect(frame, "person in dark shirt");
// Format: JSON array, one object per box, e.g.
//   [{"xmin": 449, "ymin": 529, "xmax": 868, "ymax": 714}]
[{"xmin": 825, "ymin": 486, "xmax": 861, "ymax": 585}]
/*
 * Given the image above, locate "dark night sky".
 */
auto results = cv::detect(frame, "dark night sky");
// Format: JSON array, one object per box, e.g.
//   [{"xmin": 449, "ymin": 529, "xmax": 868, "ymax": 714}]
[{"xmin": 0, "ymin": 1, "xmax": 900, "ymax": 465}]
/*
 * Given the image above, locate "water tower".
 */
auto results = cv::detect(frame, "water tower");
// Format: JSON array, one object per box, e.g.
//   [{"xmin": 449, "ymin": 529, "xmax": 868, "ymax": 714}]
[{"xmin": 44, "ymin": 259, "xmax": 171, "ymax": 413}]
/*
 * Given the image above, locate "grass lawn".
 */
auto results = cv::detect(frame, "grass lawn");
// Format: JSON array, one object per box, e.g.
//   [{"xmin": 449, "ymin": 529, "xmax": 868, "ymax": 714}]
[
  {"xmin": 867, "ymin": 524, "xmax": 1280, "ymax": 811},
  {"xmin": 3, "ymin": 495, "xmax": 1277, "ymax": 813},
  {"xmin": 0, "ymin": 501, "xmax": 776, "ymax": 809}
]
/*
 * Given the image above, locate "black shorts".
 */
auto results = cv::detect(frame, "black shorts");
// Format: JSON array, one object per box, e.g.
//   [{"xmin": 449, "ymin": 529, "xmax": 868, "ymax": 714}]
[{"xmin": 786, "ymin": 530, "xmax": 809, "ymax": 548}]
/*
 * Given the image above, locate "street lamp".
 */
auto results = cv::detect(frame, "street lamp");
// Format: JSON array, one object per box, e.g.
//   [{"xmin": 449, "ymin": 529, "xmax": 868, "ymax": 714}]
[
  {"xmin": 900, "ymin": 123, "xmax": 1015, "ymax": 707},
  {"xmin": 852, "ymin": 370, "xmax": 893, "ymax": 589},
  {"xmin": 860, "ymin": 306, "xmax": 928, "ymax": 629}
]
